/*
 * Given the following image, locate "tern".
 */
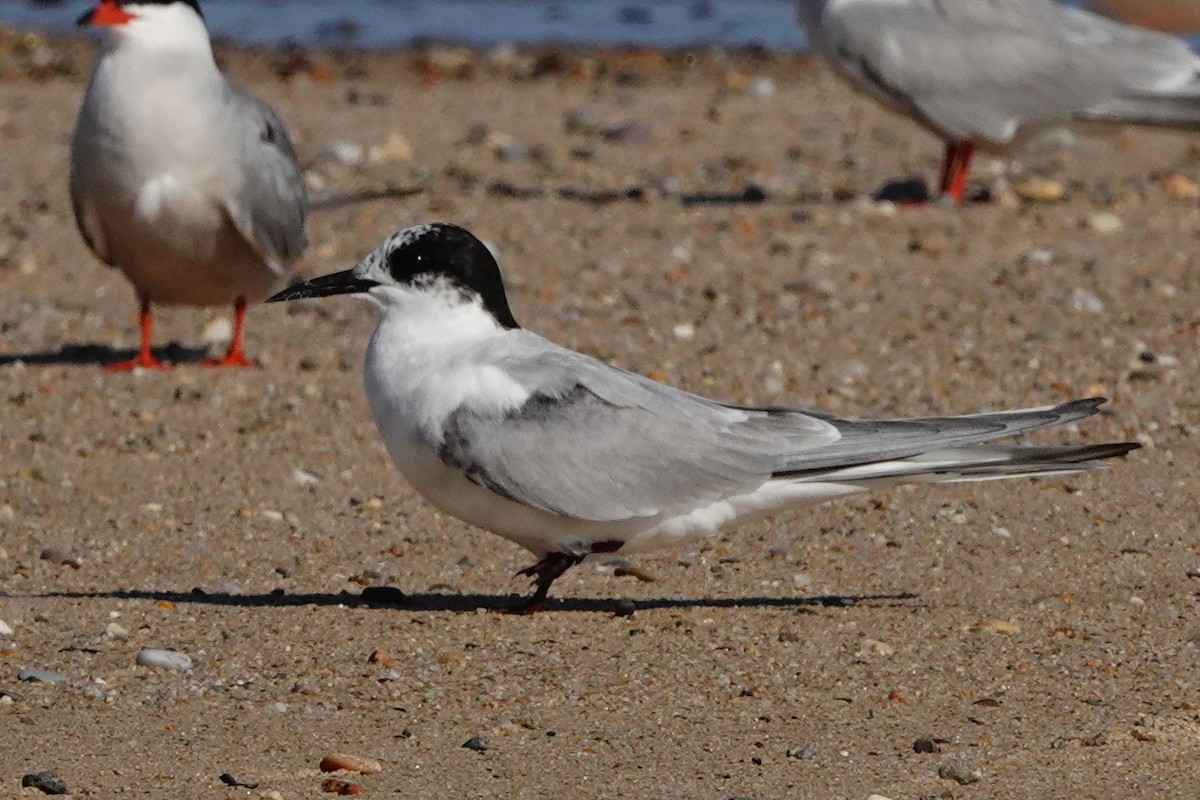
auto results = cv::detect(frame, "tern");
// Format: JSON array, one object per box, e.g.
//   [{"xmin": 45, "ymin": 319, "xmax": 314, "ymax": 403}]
[
  {"xmin": 795, "ymin": 0, "xmax": 1200, "ymax": 202},
  {"xmin": 270, "ymin": 222, "xmax": 1139, "ymax": 612},
  {"xmin": 70, "ymin": 0, "xmax": 307, "ymax": 369}
]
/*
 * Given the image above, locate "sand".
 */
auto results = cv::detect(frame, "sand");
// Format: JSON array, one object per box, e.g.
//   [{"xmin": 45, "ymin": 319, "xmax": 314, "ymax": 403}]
[{"xmin": 0, "ymin": 33, "xmax": 1198, "ymax": 800}]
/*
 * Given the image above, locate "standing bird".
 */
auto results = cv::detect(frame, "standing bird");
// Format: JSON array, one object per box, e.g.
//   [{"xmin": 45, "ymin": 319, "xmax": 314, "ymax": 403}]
[
  {"xmin": 795, "ymin": 0, "xmax": 1200, "ymax": 202},
  {"xmin": 269, "ymin": 223, "xmax": 1138, "ymax": 613},
  {"xmin": 70, "ymin": 0, "xmax": 307, "ymax": 369}
]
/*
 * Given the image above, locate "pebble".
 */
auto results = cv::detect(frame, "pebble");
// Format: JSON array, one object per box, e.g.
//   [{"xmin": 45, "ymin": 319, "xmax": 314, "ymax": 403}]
[
  {"xmin": 17, "ymin": 668, "xmax": 69, "ymax": 684},
  {"xmin": 563, "ymin": 108, "xmax": 599, "ymax": 136},
  {"xmin": 861, "ymin": 638, "xmax": 894, "ymax": 656},
  {"xmin": 1014, "ymin": 177, "xmax": 1065, "ymax": 203},
  {"xmin": 321, "ymin": 778, "xmax": 362, "ymax": 795},
  {"xmin": 866, "ymin": 795, "xmax": 896, "ymax": 800},
  {"xmin": 105, "ymin": 622, "xmax": 129, "ymax": 639},
  {"xmin": 913, "ymin": 737, "xmax": 941, "ymax": 753},
  {"xmin": 462, "ymin": 736, "xmax": 489, "ymax": 752},
  {"xmin": 937, "ymin": 761, "xmax": 981, "ymax": 785},
  {"xmin": 489, "ymin": 132, "xmax": 528, "ymax": 162},
  {"xmin": 320, "ymin": 753, "xmax": 383, "ymax": 774},
  {"xmin": 322, "ymin": 139, "xmax": 365, "ymax": 167},
  {"xmin": 1087, "ymin": 212, "xmax": 1123, "ymax": 234},
  {"xmin": 602, "ymin": 118, "xmax": 655, "ymax": 144},
  {"xmin": 199, "ymin": 316, "xmax": 233, "ymax": 346},
  {"xmin": 672, "ymin": 323, "xmax": 696, "ymax": 340},
  {"xmin": 418, "ymin": 44, "xmax": 474, "ymax": 78},
  {"xmin": 1157, "ymin": 172, "xmax": 1200, "ymax": 199},
  {"xmin": 0, "ymin": 618, "xmax": 12, "ymax": 636},
  {"xmin": 1020, "ymin": 249, "xmax": 1055, "ymax": 267},
  {"xmin": 1, "ymin": 687, "xmax": 23, "ymax": 702},
  {"xmin": 974, "ymin": 619, "xmax": 1020, "ymax": 635},
  {"xmin": 751, "ymin": 76, "xmax": 776, "ymax": 97},
  {"xmin": 219, "ymin": 773, "xmax": 258, "ymax": 789},
  {"xmin": 368, "ymin": 648, "xmax": 393, "ymax": 667},
  {"xmin": 21, "ymin": 770, "xmax": 67, "ymax": 795},
  {"xmin": 786, "ymin": 745, "xmax": 815, "ymax": 760},
  {"xmin": 136, "ymin": 648, "xmax": 193, "ymax": 671},
  {"xmin": 1068, "ymin": 287, "xmax": 1106, "ymax": 315},
  {"xmin": 293, "ymin": 467, "xmax": 321, "ymax": 485},
  {"xmin": 368, "ymin": 133, "xmax": 414, "ymax": 164},
  {"xmin": 39, "ymin": 548, "xmax": 80, "ymax": 568}
]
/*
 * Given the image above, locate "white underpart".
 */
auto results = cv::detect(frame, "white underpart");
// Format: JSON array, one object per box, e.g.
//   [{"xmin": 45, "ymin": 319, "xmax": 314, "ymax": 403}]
[{"xmin": 361, "ymin": 282, "xmax": 889, "ymax": 558}]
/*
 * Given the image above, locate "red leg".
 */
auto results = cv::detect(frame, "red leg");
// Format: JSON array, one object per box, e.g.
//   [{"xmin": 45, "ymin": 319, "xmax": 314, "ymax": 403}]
[
  {"xmin": 937, "ymin": 141, "xmax": 957, "ymax": 196},
  {"xmin": 939, "ymin": 141, "xmax": 975, "ymax": 203},
  {"xmin": 105, "ymin": 296, "xmax": 171, "ymax": 371},
  {"xmin": 202, "ymin": 297, "xmax": 259, "ymax": 368}
]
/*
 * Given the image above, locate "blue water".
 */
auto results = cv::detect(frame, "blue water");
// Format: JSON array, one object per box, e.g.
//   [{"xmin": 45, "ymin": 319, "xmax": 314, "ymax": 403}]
[{"xmin": 0, "ymin": 1, "xmax": 810, "ymax": 49}]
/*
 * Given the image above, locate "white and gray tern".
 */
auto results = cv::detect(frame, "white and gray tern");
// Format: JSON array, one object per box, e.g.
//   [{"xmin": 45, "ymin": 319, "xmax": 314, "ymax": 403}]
[{"xmin": 271, "ymin": 223, "xmax": 1138, "ymax": 612}]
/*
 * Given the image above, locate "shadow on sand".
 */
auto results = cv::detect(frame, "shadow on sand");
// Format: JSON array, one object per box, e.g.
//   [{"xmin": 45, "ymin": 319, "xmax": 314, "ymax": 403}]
[
  {"xmin": 41, "ymin": 587, "xmax": 920, "ymax": 614},
  {"xmin": 0, "ymin": 342, "xmax": 208, "ymax": 368}
]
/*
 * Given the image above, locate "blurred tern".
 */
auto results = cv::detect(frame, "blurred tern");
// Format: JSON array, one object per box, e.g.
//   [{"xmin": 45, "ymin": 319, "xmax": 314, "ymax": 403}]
[
  {"xmin": 796, "ymin": 0, "xmax": 1200, "ymax": 202},
  {"xmin": 71, "ymin": 0, "xmax": 307, "ymax": 369},
  {"xmin": 270, "ymin": 223, "xmax": 1138, "ymax": 612}
]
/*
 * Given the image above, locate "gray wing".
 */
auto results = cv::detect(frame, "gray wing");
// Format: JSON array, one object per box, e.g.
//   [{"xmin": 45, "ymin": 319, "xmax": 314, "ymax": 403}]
[
  {"xmin": 68, "ymin": 90, "xmax": 114, "ymax": 267},
  {"xmin": 220, "ymin": 81, "xmax": 308, "ymax": 268},
  {"xmin": 69, "ymin": 187, "xmax": 112, "ymax": 267},
  {"xmin": 435, "ymin": 334, "xmax": 1108, "ymax": 522},
  {"xmin": 438, "ymin": 341, "xmax": 841, "ymax": 522},
  {"xmin": 814, "ymin": 0, "xmax": 1200, "ymax": 142}
]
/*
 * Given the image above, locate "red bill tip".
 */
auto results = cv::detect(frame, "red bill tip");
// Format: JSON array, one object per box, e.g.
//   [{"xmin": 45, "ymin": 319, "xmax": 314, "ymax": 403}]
[{"xmin": 77, "ymin": 0, "xmax": 135, "ymax": 27}]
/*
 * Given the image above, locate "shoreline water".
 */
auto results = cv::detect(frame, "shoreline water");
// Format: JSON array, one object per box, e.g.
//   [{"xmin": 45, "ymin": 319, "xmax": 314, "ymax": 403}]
[{"xmin": 0, "ymin": 0, "xmax": 809, "ymax": 50}]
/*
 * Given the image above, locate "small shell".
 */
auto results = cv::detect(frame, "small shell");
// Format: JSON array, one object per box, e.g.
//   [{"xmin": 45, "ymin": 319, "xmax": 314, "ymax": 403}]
[{"xmin": 319, "ymin": 753, "xmax": 383, "ymax": 775}]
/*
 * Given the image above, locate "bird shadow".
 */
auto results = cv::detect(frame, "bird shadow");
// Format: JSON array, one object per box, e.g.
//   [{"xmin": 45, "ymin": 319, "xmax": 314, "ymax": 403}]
[
  {"xmin": 40, "ymin": 587, "xmax": 919, "ymax": 614},
  {"xmin": 0, "ymin": 342, "xmax": 208, "ymax": 368}
]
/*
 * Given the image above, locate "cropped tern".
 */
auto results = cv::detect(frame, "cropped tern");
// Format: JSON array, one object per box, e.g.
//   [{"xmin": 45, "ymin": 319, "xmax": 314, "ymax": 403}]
[{"xmin": 796, "ymin": 0, "xmax": 1200, "ymax": 202}]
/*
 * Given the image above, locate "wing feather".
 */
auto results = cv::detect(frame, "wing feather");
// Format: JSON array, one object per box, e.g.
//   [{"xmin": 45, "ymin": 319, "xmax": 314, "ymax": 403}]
[
  {"xmin": 219, "ymin": 82, "xmax": 308, "ymax": 270},
  {"xmin": 433, "ymin": 334, "xmax": 1113, "ymax": 523}
]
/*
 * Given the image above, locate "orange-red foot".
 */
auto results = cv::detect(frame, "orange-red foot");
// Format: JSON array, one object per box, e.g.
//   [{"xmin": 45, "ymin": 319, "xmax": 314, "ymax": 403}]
[
  {"xmin": 203, "ymin": 298, "xmax": 259, "ymax": 367},
  {"xmin": 201, "ymin": 350, "xmax": 260, "ymax": 368},
  {"xmin": 105, "ymin": 353, "xmax": 172, "ymax": 371}
]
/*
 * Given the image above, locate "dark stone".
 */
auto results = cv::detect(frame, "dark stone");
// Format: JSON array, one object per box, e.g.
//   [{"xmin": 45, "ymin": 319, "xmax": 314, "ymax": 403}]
[
  {"xmin": 913, "ymin": 736, "xmax": 941, "ymax": 753},
  {"xmin": 462, "ymin": 736, "xmax": 488, "ymax": 752},
  {"xmin": 21, "ymin": 771, "xmax": 67, "ymax": 795},
  {"xmin": 219, "ymin": 773, "xmax": 258, "ymax": 789}
]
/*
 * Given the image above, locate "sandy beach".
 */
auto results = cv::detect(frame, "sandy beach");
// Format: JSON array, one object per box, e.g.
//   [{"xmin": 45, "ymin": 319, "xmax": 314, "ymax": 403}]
[{"xmin": 1, "ymin": 32, "xmax": 1199, "ymax": 799}]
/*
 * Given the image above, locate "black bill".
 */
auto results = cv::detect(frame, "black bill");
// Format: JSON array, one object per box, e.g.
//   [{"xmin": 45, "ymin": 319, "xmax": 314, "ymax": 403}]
[{"xmin": 268, "ymin": 270, "xmax": 378, "ymax": 302}]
